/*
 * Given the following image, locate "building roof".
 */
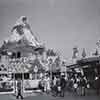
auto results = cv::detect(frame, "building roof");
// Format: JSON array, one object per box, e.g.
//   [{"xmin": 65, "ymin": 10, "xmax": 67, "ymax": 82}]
[
  {"xmin": 0, "ymin": 40, "xmax": 45, "ymax": 55},
  {"xmin": 77, "ymin": 56, "xmax": 100, "ymax": 66}
]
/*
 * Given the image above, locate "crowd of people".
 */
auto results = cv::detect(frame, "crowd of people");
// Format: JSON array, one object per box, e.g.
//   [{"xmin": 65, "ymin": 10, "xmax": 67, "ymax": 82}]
[
  {"xmin": 38, "ymin": 73, "xmax": 66, "ymax": 97},
  {"xmin": 37, "ymin": 70, "xmax": 100, "ymax": 98},
  {"xmin": 67, "ymin": 73, "xmax": 87, "ymax": 96}
]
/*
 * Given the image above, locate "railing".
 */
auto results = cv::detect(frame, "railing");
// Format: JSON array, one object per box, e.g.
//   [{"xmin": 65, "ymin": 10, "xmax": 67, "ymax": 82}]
[{"xmin": 0, "ymin": 80, "xmax": 15, "ymax": 94}]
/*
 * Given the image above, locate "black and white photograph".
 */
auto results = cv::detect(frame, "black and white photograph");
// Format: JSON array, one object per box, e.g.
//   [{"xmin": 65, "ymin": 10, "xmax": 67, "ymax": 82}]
[{"xmin": 0, "ymin": 0, "xmax": 100, "ymax": 100}]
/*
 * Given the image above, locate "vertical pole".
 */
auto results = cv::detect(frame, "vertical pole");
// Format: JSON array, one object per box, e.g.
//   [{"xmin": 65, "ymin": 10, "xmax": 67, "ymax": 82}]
[
  {"xmin": 22, "ymin": 72, "xmax": 24, "ymax": 95},
  {"xmin": 50, "ymin": 63, "xmax": 52, "ymax": 81},
  {"xmin": 14, "ymin": 73, "xmax": 16, "ymax": 95},
  {"xmin": 35, "ymin": 53, "xmax": 38, "ymax": 80},
  {"xmin": 35, "ymin": 72, "xmax": 36, "ymax": 79},
  {"xmin": 51, "ymin": 64, "xmax": 52, "ymax": 80}
]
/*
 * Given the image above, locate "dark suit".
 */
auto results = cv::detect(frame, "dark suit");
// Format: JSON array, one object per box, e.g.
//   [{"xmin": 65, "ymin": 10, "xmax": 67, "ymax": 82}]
[{"xmin": 16, "ymin": 80, "xmax": 23, "ymax": 99}]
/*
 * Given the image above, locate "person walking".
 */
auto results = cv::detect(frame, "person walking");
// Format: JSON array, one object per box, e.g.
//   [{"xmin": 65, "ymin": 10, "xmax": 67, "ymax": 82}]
[
  {"xmin": 39, "ymin": 77, "xmax": 45, "ymax": 92},
  {"xmin": 44, "ymin": 75, "xmax": 51, "ymax": 94},
  {"xmin": 80, "ymin": 76, "xmax": 86, "ymax": 96},
  {"xmin": 60, "ymin": 75, "xmax": 66, "ymax": 97},
  {"xmin": 16, "ymin": 78, "xmax": 23, "ymax": 99},
  {"xmin": 95, "ymin": 75, "xmax": 100, "ymax": 95}
]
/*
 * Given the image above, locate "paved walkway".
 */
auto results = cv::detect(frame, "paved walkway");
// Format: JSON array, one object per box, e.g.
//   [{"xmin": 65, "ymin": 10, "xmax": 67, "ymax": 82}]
[{"xmin": 0, "ymin": 91, "xmax": 100, "ymax": 100}]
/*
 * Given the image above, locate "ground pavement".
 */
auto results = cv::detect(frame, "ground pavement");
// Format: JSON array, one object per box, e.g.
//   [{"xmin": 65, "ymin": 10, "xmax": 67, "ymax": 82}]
[{"xmin": 0, "ymin": 91, "xmax": 100, "ymax": 100}]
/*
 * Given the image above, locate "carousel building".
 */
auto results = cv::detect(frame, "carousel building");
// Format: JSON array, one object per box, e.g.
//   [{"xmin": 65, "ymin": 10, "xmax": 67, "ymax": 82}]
[{"xmin": 0, "ymin": 16, "xmax": 45, "ymax": 93}]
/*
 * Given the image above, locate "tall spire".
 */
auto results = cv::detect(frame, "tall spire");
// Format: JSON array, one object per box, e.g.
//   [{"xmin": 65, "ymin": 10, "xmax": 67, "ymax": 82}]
[{"xmin": 72, "ymin": 46, "xmax": 79, "ymax": 59}]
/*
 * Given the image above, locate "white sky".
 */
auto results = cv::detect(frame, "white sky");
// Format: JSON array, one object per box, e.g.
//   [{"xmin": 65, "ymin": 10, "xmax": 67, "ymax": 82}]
[{"xmin": 0, "ymin": 0, "xmax": 100, "ymax": 58}]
